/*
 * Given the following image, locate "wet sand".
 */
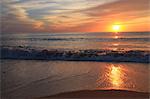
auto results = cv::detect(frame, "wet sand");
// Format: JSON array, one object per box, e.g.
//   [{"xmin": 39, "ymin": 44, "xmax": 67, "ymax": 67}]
[
  {"xmin": 39, "ymin": 89, "xmax": 149, "ymax": 99},
  {"xmin": 2, "ymin": 60, "xmax": 149, "ymax": 99}
]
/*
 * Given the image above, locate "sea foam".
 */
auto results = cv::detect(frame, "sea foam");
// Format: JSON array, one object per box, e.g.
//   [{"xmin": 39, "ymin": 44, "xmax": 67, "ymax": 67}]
[{"xmin": 0, "ymin": 46, "xmax": 149, "ymax": 63}]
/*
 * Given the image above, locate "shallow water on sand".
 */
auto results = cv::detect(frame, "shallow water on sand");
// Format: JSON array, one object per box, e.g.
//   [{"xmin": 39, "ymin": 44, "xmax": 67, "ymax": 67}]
[{"xmin": 1, "ymin": 60, "xmax": 149, "ymax": 99}]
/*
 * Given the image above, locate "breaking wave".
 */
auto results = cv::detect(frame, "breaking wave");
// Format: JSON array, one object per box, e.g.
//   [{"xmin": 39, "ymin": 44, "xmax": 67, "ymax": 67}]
[{"xmin": 1, "ymin": 46, "xmax": 149, "ymax": 63}]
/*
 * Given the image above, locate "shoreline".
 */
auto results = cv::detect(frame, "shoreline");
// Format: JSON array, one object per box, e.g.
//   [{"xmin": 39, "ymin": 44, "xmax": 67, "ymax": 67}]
[
  {"xmin": 1, "ymin": 58, "xmax": 149, "ymax": 64},
  {"xmin": 38, "ymin": 89, "xmax": 149, "ymax": 99}
]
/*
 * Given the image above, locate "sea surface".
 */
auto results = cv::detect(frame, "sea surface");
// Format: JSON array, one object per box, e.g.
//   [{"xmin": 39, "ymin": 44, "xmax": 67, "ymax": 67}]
[
  {"xmin": 1, "ymin": 32, "xmax": 150, "ymax": 51},
  {"xmin": 1, "ymin": 32, "xmax": 150, "ymax": 99}
]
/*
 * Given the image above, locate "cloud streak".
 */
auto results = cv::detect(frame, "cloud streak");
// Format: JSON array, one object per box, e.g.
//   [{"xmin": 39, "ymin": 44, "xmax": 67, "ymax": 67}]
[{"xmin": 1, "ymin": 0, "xmax": 150, "ymax": 33}]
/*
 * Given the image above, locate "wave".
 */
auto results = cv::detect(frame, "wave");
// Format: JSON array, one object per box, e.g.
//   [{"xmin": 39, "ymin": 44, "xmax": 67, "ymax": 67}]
[
  {"xmin": 1, "ymin": 37, "xmax": 149, "ymax": 42},
  {"xmin": 1, "ymin": 46, "xmax": 149, "ymax": 63}
]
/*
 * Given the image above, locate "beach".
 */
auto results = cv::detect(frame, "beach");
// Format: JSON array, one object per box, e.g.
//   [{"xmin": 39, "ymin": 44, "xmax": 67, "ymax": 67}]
[
  {"xmin": 1, "ymin": 60, "xmax": 149, "ymax": 99},
  {"xmin": 39, "ymin": 89, "xmax": 149, "ymax": 99}
]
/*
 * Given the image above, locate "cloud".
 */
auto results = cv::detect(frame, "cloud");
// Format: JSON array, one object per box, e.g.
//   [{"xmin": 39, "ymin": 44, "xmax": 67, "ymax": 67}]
[
  {"xmin": 81, "ymin": 0, "xmax": 150, "ymax": 22},
  {"xmin": 1, "ymin": 0, "xmax": 150, "ymax": 33},
  {"xmin": 69, "ymin": 0, "xmax": 150, "ymax": 32},
  {"xmin": 1, "ymin": 0, "xmax": 46, "ymax": 33}
]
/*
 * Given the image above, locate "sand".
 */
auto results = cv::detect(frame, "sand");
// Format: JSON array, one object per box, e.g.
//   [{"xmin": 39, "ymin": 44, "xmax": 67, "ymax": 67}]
[{"xmin": 38, "ymin": 89, "xmax": 149, "ymax": 99}]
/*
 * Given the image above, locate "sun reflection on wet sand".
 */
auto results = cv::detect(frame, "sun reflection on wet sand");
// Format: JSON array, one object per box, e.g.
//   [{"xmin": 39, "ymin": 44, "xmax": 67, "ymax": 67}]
[
  {"xmin": 96, "ymin": 63, "xmax": 142, "ymax": 91},
  {"xmin": 96, "ymin": 64, "xmax": 125, "ymax": 90},
  {"xmin": 108, "ymin": 64, "xmax": 123, "ymax": 88}
]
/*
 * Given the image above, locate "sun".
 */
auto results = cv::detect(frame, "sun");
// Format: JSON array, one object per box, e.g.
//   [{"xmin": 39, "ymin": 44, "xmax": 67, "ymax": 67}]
[{"xmin": 112, "ymin": 25, "xmax": 121, "ymax": 32}]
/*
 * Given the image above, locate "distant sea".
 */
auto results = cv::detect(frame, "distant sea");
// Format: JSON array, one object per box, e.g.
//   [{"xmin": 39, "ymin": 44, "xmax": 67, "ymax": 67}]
[{"xmin": 1, "ymin": 32, "xmax": 149, "ymax": 51}]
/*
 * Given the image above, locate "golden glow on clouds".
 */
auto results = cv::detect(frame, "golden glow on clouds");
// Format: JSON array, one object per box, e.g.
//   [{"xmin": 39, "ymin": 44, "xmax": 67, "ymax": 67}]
[
  {"xmin": 2, "ymin": 0, "xmax": 150, "ymax": 33},
  {"xmin": 34, "ymin": 22, "xmax": 44, "ymax": 29}
]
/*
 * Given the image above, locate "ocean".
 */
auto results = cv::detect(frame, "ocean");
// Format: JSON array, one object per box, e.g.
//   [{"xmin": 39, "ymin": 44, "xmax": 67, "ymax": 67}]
[
  {"xmin": 1, "ymin": 32, "xmax": 149, "ymax": 51},
  {"xmin": 1, "ymin": 32, "xmax": 149, "ymax": 99}
]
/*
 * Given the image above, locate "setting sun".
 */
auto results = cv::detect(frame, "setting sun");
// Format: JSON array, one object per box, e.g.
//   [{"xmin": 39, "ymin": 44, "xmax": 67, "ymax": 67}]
[{"xmin": 112, "ymin": 25, "xmax": 121, "ymax": 32}]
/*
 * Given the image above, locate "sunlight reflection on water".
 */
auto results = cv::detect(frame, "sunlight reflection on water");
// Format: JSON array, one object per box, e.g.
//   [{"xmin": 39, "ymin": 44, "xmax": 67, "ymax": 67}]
[
  {"xmin": 96, "ymin": 63, "xmax": 137, "ymax": 90},
  {"xmin": 2, "ymin": 60, "xmax": 148, "ymax": 99},
  {"xmin": 108, "ymin": 64, "xmax": 124, "ymax": 88}
]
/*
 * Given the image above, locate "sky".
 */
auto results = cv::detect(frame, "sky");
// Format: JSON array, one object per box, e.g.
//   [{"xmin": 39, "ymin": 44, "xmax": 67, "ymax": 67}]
[{"xmin": 1, "ymin": 0, "xmax": 150, "ymax": 33}]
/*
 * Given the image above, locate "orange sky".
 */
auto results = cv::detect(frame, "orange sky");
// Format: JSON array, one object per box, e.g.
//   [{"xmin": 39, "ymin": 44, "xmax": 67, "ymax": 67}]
[{"xmin": 2, "ymin": 0, "xmax": 150, "ymax": 33}]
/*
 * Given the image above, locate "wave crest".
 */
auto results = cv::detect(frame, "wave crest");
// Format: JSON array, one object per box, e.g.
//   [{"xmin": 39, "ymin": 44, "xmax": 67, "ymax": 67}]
[{"xmin": 1, "ymin": 46, "xmax": 149, "ymax": 63}]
